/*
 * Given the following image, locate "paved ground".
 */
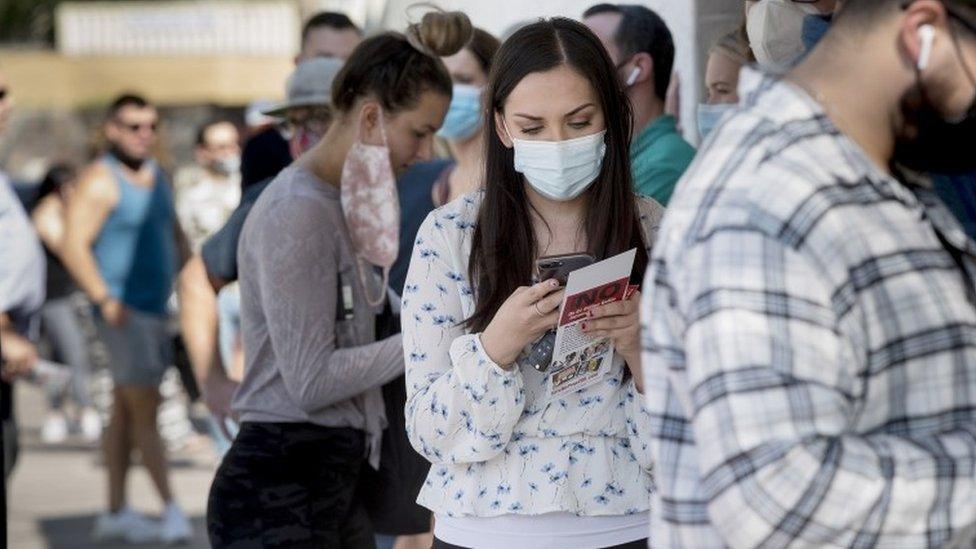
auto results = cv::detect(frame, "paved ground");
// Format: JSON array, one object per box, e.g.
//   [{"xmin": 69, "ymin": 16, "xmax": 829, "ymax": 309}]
[{"xmin": 8, "ymin": 380, "xmax": 219, "ymax": 548}]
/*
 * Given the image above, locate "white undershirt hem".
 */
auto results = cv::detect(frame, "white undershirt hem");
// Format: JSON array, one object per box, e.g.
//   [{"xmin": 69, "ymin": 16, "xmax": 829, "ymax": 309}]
[{"xmin": 434, "ymin": 512, "xmax": 649, "ymax": 549}]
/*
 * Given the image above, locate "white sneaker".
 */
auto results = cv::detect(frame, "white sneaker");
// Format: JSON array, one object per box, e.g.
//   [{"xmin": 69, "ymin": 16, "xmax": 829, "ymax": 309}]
[
  {"xmin": 79, "ymin": 408, "xmax": 102, "ymax": 442},
  {"xmin": 159, "ymin": 503, "xmax": 192, "ymax": 545},
  {"xmin": 92, "ymin": 507, "xmax": 161, "ymax": 543},
  {"xmin": 40, "ymin": 413, "xmax": 68, "ymax": 444}
]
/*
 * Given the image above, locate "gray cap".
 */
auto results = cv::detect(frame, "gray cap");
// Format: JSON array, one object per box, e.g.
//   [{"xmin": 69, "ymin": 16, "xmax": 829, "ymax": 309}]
[{"xmin": 262, "ymin": 57, "xmax": 344, "ymax": 117}]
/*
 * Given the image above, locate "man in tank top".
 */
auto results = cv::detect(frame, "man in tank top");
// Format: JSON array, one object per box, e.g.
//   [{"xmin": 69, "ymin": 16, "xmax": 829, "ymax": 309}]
[{"xmin": 61, "ymin": 94, "xmax": 192, "ymax": 544}]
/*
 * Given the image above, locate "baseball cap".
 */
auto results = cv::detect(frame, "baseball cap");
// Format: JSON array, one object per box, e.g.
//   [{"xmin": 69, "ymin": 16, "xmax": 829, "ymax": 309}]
[{"xmin": 263, "ymin": 57, "xmax": 344, "ymax": 117}]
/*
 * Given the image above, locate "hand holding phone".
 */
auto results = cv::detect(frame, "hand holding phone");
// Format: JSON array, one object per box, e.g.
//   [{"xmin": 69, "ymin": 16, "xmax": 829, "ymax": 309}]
[
  {"xmin": 509, "ymin": 253, "xmax": 596, "ymax": 372},
  {"xmin": 480, "ymin": 279, "xmax": 564, "ymax": 367},
  {"xmin": 535, "ymin": 253, "xmax": 596, "ymax": 285}
]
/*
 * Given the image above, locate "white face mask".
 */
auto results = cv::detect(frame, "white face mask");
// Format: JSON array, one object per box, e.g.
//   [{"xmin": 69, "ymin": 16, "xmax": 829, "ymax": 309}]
[
  {"xmin": 746, "ymin": 0, "xmax": 819, "ymax": 74},
  {"xmin": 507, "ymin": 126, "xmax": 607, "ymax": 202},
  {"xmin": 211, "ymin": 155, "xmax": 241, "ymax": 176}
]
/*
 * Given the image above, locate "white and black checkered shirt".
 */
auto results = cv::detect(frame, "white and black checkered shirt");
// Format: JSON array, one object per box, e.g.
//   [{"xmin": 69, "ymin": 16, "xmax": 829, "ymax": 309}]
[{"xmin": 641, "ymin": 69, "xmax": 976, "ymax": 548}]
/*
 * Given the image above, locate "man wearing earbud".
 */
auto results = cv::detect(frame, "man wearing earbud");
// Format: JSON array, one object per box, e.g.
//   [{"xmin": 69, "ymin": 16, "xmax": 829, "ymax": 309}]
[
  {"xmin": 584, "ymin": 4, "xmax": 696, "ymax": 205},
  {"xmin": 641, "ymin": 0, "xmax": 976, "ymax": 546}
]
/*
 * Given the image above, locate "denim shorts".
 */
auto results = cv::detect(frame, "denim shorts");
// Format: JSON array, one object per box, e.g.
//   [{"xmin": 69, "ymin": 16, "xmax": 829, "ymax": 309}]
[{"xmin": 96, "ymin": 309, "xmax": 170, "ymax": 388}]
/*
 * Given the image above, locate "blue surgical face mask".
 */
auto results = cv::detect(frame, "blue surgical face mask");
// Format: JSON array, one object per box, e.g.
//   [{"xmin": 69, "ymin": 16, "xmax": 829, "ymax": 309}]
[
  {"xmin": 437, "ymin": 84, "xmax": 483, "ymax": 141},
  {"xmin": 507, "ymin": 126, "xmax": 607, "ymax": 202},
  {"xmin": 801, "ymin": 14, "xmax": 833, "ymax": 53},
  {"xmin": 697, "ymin": 103, "xmax": 735, "ymax": 141}
]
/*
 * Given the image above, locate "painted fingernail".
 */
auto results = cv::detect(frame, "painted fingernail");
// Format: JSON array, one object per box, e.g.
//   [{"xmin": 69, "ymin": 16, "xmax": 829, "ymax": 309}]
[
  {"xmin": 587, "ymin": 309, "xmax": 594, "ymax": 318},
  {"xmin": 581, "ymin": 322, "xmax": 588, "ymax": 330}
]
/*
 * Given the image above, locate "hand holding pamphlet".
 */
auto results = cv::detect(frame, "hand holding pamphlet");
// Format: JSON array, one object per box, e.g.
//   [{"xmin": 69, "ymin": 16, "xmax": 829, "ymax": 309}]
[{"xmin": 545, "ymin": 249, "xmax": 638, "ymax": 401}]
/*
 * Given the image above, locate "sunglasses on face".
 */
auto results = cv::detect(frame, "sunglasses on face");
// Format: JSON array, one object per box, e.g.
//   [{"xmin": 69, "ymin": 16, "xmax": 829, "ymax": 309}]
[{"xmin": 278, "ymin": 108, "xmax": 332, "ymax": 137}]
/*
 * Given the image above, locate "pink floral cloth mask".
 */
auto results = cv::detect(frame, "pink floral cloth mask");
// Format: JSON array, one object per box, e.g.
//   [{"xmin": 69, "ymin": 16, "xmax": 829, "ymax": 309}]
[{"xmin": 340, "ymin": 109, "xmax": 400, "ymax": 307}]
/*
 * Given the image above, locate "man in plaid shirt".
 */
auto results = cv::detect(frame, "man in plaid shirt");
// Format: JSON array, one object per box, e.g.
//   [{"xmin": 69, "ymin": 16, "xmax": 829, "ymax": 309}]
[{"xmin": 641, "ymin": 1, "xmax": 976, "ymax": 547}]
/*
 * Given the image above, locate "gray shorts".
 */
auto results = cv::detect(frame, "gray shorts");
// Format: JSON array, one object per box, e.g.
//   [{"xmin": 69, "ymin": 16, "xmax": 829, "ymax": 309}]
[{"xmin": 96, "ymin": 309, "xmax": 171, "ymax": 388}]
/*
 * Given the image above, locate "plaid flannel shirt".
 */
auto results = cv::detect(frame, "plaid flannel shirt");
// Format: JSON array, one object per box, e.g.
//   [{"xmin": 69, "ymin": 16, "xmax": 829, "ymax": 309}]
[{"xmin": 641, "ymin": 69, "xmax": 976, "ymax": 548}]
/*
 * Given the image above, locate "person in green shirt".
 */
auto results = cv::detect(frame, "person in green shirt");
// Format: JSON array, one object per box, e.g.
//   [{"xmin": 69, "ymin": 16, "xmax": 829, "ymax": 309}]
[{"xmin": 584, "ymin": 3, "xmax": 696, "ymax": 205}]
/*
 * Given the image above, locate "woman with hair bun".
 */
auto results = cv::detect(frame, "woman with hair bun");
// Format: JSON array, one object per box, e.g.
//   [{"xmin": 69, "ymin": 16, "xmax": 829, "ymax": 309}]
[{"xmin": 206, "ymin": 10, "xmax": 473, "ymax": 547}]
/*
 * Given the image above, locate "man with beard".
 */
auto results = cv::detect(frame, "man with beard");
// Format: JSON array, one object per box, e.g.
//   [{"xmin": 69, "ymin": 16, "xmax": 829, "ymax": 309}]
[
  {"xmin": 641, "ymin": 0, "xmax": 976, "ymax": 546},
  {"xmin": 62, "ymin": 94, "xmax": 192, "ymax": 544}
]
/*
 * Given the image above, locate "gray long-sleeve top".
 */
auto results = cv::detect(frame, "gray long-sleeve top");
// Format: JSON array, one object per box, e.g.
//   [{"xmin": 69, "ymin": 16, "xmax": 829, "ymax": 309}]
[{"xmin": 232, "ymin": 165, "xmax": 404, "ymax": 467}]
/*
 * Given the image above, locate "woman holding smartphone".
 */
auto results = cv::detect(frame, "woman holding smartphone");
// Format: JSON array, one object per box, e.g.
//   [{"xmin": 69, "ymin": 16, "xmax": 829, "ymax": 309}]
[{"xmin": 402, "ymin": 18, "xmax": 664, "ymax": 549}]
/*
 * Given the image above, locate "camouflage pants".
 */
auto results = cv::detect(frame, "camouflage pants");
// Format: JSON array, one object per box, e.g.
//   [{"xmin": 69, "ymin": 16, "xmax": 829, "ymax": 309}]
[{"xmin": 207, "ymin": 422, "xmax": 374, "ymax": 548}]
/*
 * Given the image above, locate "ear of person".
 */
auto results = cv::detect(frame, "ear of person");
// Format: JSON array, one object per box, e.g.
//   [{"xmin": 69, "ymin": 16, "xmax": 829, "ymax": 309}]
[
  {"xmin": 635, "ymin": 53, "xmax": 654, "ymax": 84},
  {"xmin": 356, "ymin": 101, "xmax": 381, "ymax": 144},
  {"xmin": 494, "ymin": 112, "xmax": 514, "ymax": 148}
]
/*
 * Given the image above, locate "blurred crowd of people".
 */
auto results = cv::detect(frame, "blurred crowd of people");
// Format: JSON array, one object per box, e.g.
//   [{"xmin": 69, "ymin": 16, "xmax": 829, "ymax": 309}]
[{"xmin": 3, "ymin": 0, "xmax": 976, "ymax": 547}]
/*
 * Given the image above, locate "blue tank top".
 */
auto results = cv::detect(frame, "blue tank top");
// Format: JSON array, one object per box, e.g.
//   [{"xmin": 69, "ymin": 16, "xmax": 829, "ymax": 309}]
[{"xmin": 93, "ymin": 154, "xmax": 176, "ymax": 315}]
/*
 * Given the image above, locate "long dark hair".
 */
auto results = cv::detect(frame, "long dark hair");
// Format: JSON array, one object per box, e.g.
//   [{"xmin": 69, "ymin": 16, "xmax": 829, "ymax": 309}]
[{"xmin": 466, "ymin": 18, "xmax": 648, "ymax": 332}]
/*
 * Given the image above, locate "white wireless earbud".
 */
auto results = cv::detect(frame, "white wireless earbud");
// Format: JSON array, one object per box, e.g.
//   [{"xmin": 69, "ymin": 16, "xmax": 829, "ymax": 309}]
[
  {"xmin": 625, "ymin": 67, "xmax": 641, "ymax": 87},
  {"xmin": 918, "ymin": 24, "xmax": 935, "ymax": 71}
]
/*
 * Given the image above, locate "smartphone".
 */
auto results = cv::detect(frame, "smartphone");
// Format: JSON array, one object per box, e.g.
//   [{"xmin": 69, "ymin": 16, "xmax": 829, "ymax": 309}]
[
  {"xmin": 518, "ymin": 330, "xmax": 558, "ymax": 372},
  {"xmin": 536, "ymin": 253, "xmax": 596, "ymax": 285}
]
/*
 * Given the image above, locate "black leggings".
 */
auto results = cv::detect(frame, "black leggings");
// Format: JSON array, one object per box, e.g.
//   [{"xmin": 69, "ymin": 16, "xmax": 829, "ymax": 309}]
[{"xmin": 207, "ymin": 422, "xmax": 374, "ymax": 548}]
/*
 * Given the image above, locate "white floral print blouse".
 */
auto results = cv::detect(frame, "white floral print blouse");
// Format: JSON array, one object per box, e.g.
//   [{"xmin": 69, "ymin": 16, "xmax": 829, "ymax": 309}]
[{"xmin": 402, "ymin": 191, "xmax": 664, "ymax": 518}]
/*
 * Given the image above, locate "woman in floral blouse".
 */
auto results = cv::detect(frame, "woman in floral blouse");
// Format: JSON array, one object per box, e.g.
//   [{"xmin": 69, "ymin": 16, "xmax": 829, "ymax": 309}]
[{"xmin": 402, "ymin": 17, "xmax": 665, "ymax": 549}]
